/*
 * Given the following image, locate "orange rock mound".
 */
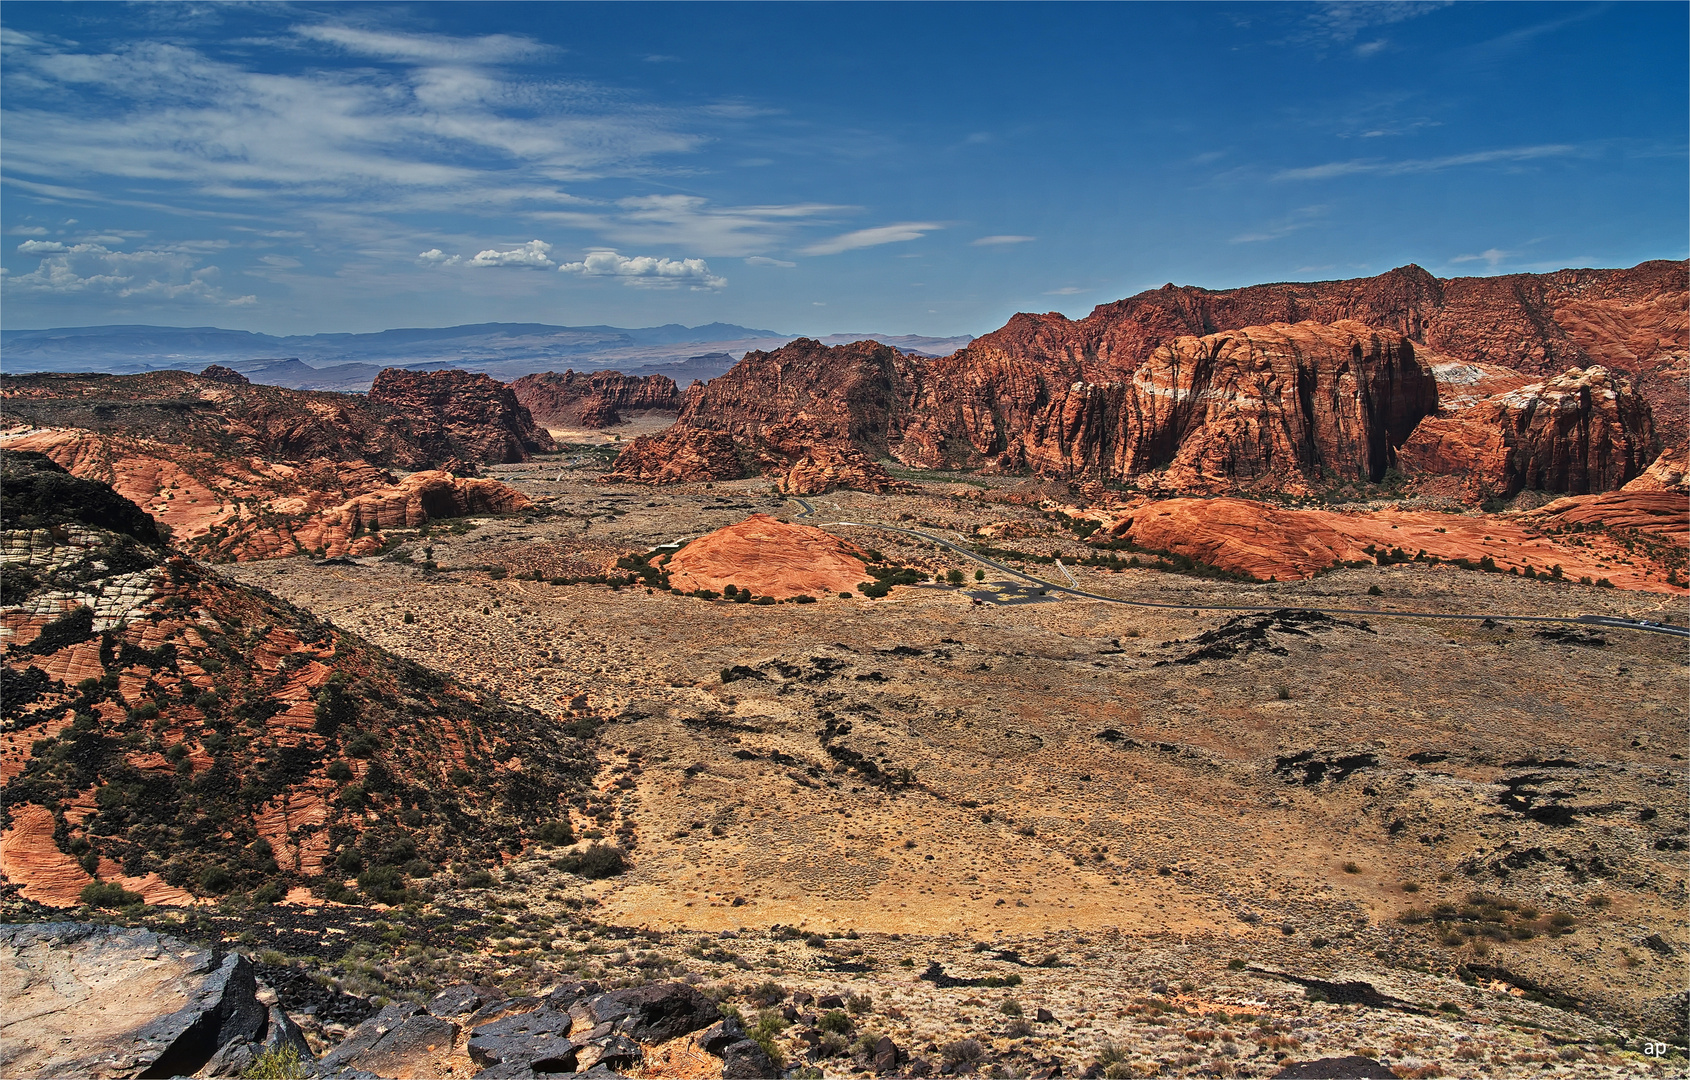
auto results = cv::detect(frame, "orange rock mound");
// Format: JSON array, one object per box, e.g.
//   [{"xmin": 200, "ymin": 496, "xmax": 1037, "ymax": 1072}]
[
  {"xmin": 1090, "ymin": 494, "xmax": 1686, "ymax": 592},
  {"xmin": 663, "ymin": 514, "xmax": 872, "ymax": 599}
]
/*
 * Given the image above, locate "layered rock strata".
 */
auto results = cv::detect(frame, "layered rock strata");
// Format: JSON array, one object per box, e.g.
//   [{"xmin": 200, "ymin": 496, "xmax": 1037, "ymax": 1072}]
[
  {"xmin": 1400, "ymin": 366, "xmax": 1658, "ymax": 498},
  {"xmin": 661, "ymin": 514, "xmax": 874, "ymax": 600},
  {"xmin": 510, "ymin": 370, "xmax": 681, "ymax": 429},
  {"xmin": 367, "ymin": 368, "xmax": 554, "ymax": 465}
]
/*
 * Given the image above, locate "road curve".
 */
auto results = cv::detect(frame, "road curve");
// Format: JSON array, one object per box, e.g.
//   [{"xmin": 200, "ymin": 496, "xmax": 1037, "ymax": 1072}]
[{"xmin": 824, "ymin": 519, "xmax": 1690, "ymax": 639}]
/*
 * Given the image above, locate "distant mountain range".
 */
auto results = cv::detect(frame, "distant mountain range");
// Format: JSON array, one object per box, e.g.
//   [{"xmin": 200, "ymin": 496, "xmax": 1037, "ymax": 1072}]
[{"xmin": 0, "ymin": 322, "xmax": 975, "ymax": 391}]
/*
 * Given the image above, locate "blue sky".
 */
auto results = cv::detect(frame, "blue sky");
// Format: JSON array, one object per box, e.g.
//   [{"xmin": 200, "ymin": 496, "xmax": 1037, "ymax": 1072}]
[{"xmin": 2, "ymin": 1, "xmax": 1684, "ymax": 336}]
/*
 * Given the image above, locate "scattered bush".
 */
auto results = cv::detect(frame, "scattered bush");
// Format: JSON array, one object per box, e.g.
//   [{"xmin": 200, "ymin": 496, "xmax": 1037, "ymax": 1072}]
[
  {"xmin": 242, "ymin": 1043, "xmax": 307, "ymax": 1079},
  {"xmin": 941, "ymin": 1039, "xmax": 985, "ymax": 1066},
  {"xmin": 326, "ymin": 760, "xmax": 354, "ymax": 782},
  {"xmin": 535, "ymin": 820, "xmax": 575, "ymax": 845},
  {"xmin": 80, "ymin": 881, "xmax": 143, "ymax": 908},
  {"xmin": 817, "ymin": 1010, "xmax": 853, "ymax": 1034},
  {"xmin": 555, "ymin": 843, "xmax": 626, "ymax": 879}
]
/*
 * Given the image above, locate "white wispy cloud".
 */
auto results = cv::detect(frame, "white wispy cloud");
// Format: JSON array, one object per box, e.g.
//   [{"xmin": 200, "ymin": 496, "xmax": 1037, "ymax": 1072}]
[
  {"xmin": 1449, "ymin": 248, "xmax": 1514, "ymax": 268},
  {"xmin": 972, "ymin": 235, "xmax": 1035, "ymax": 246},
  {"xmin": 745, "ymin": 256, "xmax": 796, "ymax": 268},
  {"xmin": 4, "ymin": 242, "xmax": 255, "ymax": 303},
  {"xmin": 293, "ymin": 24, "xmax": 551, "ymax": 64},
  {"xmin": 1231, "ymin": 205, "xmax": 1329, "ymax": 243},
  {"xmin": 543, "ymin": 195, "xmax": 848, "ymax": 258},
  {"xmin": 801, "ymin": 222, "xmax": 942, "ymax": 256},
  {"xmin": 468, "ymin": 239, "xmax": 555, "ymax": 268},
  {"xmin": 1273, "ymin": 144, "xmax": 1577, "ymax": 181},
  {"xmin": 1044, "ymin": 286, "xmax": 1086, "ymax": 295},
  {"xmin": 556, "ymin": 250, "xmax": 726, "ymax": 289}
]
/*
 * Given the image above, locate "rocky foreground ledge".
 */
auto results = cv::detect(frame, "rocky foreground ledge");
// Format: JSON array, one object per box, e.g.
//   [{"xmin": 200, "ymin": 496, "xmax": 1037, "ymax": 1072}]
[{"xmin": 0, "ymin": 922, "xmax": 772, "ymax": 1079}]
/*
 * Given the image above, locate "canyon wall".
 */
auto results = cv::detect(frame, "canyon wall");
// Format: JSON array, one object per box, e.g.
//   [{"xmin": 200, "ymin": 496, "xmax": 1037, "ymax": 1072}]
[{"xmin": 510, "ymin": 370, "xmax": 681, "ymax": 429}]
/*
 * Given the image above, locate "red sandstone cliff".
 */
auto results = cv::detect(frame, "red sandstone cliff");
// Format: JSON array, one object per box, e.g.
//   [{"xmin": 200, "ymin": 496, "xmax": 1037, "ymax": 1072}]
[
  {"xmin": 510, "ymin": 370, "xmax": 681, "ymax": 429},
  {"xmin": 1400, "ymin": 366, "xmax": 1658, "ymax": 499},
  {"xmin": 900, "ymin": 319, "xmax": 1437, "ymax": 495}
]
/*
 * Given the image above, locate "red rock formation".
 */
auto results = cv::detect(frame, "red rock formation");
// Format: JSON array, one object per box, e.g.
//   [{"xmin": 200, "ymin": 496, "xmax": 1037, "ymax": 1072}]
[
  {"xmin": 1090, "ymin": 496, "xmax": 1683, "ymax": 591},
  {"xmin": 772, "ymin": 443, "xmax": 900, "ymax": 495},
  {"xmin": 367, "ymin": 368, "xmax": 554, "ymax": 464},
  {"xmin": 2, "ymin": 429, "xmax": 530, "ymax": 561},
  {"xmin": 511, "ymin": 370, "xmax": 681, "ymax": 429},
  {"xmin": 662, "ymin": 514, "xmax": 873, "ymax": 599},
  {"xmin": 601, "ymin": 426, "xmax": 746, "ymax": 485},
  {"xmin": 1400, "ymin": 366, "xmax": 1657, "ymax": 498},
  {"xmin": 1528, "ymin": 446, "xmax": 1689, "ymax": 545},
  {"xmin": 1001, "ymin": 259, "xmax": 1685, "ymax": 435},
  {"xmin": 902, "ymin": 320, "xmax": 1437, "ymax": 495},
  {"xmin": 675, "ymin": 338, "xmax": 923, "ymax": 451},
  {"xmin": 1, "ymin": 457, "xmax": 591, "ymax": 907},
  {"xmin": 2, "ymin": 367, "xmax": 554, "ymax": 470}
]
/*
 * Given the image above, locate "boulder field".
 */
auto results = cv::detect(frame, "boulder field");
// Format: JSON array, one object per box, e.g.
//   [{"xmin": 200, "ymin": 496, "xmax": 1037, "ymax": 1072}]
[{"xmin": 0, "ymin": 921, "xmax": 769, "ymax": 1080}]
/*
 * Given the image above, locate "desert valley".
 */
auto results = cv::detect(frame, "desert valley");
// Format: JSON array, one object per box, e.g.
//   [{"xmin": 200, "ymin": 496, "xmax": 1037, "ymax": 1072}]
[{"xmin": 1, "ymin": 257, "xmax": 1686, "ymax": 1080}]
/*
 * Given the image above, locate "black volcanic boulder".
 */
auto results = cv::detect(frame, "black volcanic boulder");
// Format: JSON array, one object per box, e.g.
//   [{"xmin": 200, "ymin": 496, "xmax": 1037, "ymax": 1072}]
[
  {"xmin": 569, "ymin": 982, "xmax": 719, "ymax": 1043},
  {"xmin": 466, "ymin": 1008, "xmax": 576, "ymax": 1072}
]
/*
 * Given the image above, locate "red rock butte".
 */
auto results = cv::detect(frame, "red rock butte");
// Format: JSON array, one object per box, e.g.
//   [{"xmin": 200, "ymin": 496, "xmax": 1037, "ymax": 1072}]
[{"xmin": 662, "ymin": 514, "xmax": 872, "ymax": 600}]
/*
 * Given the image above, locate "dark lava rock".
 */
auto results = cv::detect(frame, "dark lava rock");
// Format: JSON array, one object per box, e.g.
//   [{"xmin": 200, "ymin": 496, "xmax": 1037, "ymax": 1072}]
[
  {"xmin": 428, "ymin": 983, "xmax": 508, "ymax": 1019},
  {"xmin": 572, "ymin": 982, "xmax": 718, "ymax": 1042},
  {"xmin": 467, "ymin": 1008, "xmax": 575, "ymax": 1073},
  {"xmin": 720, "ymin": 1037, "xmax": 778, "ymax": 1079},
  {"xmin": 318, "ymin": 1004, "xmax": 459, "ymax": 1077}
]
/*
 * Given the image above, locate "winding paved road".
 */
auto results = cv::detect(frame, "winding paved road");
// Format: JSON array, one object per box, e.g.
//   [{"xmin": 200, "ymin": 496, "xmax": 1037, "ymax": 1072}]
[{"xmin": 798, "ymin": 506, "xmax": 1688, "ymax": 639}]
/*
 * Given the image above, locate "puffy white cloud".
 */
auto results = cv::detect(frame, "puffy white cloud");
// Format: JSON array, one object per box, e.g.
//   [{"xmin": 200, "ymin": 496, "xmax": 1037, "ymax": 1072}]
[
  {"xmin": 4, "ymin": 242, "xmax": 255, "ymax": 304},
  {"xmin": 467, "ymin": 240, "xmax": 554, "ymax": 269},
  {"xmin": 16, "ymin": 239, "xmax": 68, "ymax": 254},
  {"xmin": 417, "ymin": 247, "xmax": 462, "ymax": 266},
  {"xmin": 971, "ymin": 235, "xmax": 1035, "ymax": 246},
  {"xmin": 557, "ymin": 250, "xmax": 726, "ymax": 290},
  {"xmin": 800, "ymin": 222, "xmax": 942, "ymax": 256}
]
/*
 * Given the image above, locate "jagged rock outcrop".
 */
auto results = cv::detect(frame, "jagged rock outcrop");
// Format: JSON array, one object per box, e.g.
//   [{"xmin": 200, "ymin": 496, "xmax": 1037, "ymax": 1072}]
[
  {"xmin": 903, "ymin": 320, "xmax": 1437, "ymax": 494},
  {"xmin": 1400, "ymin": 366, "xmax": 1658, "ymax": 498},
  {"xmin": 0, "ymin": 451, "xmax": 591, "ymax": 906},
  {"xmin": 601, "ymin": 426, "xmax": 746, "ymax": 485},
  {"xmin": 2, "ymin": 430, "xmax": 530, "ymax": 562},
  {"xmin": 510, "ymin": 370, "xmax": 681, "ymax": 429},
  {"xmin": 367, "ymin": 368, "xmax": 554, "ymax": 465},
  {"xmin": 773, "ymin": 443, "xmax": 900, "ymax": 495},
  {"xmin": 1528, "ymin": 445, "xmax": 1689, "ymax": 546},
  {"xmin": 0, "ymin": 922, "xmax": 307, "ymax": 1080}
]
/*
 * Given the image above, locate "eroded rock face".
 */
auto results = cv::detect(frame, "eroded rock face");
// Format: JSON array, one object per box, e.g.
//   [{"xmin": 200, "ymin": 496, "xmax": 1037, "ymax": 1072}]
[
  {"xmin": 0, "ymin": 923, "xmax": 290, "ymax": 1080},
  {"xmin": 2, "ymin": 430, "xmax": 530, "ymax": 562},
  {"xmin": 774, "ymin": 442, "xmax": 900, "ymax": 495},
  {"xmin": 602, "ymin": 426, "xmax": 746, "ymax": 484},
  {"xmin": 1400, "ymin": 366, "xmax": 1658, "ymax": 498},
  {"xmin": 367, "ymin": 369, "xmax": 555, "ymax": 465},
  {"xmin": 903, "ymin": 320, "xmax": 1437, "ymax": 495},
  {"xmin": 510, "ymin": 370, "xmax": 681, "ymax": 429},
  {"xmin": 1, "ymin": 368, "xmax": 548, "ymax": 471},
  {"xmin": 662, "ymin": 514, "xmax": 873, "ymax": 599}
]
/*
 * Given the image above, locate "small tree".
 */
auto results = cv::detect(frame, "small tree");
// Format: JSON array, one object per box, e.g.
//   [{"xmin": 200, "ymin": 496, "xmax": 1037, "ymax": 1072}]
[{"xmin": 974, "ymin": 568, "xmax": 985, "ymax": 581}]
